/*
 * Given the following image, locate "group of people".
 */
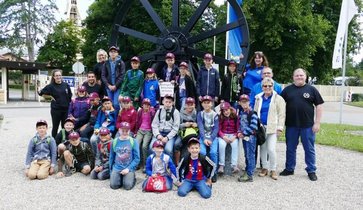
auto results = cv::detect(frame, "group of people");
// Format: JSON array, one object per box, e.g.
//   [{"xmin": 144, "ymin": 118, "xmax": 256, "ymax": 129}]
[{"xmin": 25, "ymin": 48, "xmax": 324, "ymax": 199}]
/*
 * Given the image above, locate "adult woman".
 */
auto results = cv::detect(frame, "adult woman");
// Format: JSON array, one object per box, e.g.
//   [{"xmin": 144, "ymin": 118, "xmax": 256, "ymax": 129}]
[
  {"xmin": 93, "ymin": 49, "xmax": 108, "ymax": 82},
  {"xmin": 38, "ymin": 69, "xmax": 72, "ymax": 138},
  {"xmin": 243, "ymin": 51, "xmax": 269, "ymax": 95},
  {"xmin": 253, "ymin": 77, "xmax": 285, "ymax": 180}
]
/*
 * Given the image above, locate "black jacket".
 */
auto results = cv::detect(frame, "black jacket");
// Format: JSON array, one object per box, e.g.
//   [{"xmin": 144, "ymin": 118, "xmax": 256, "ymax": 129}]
[
  {"xmin": 158, "ymin": 64, "xmax": 179, "ymax": 81},
  {"xmin": 175, "ymin": 75, "xmax": 197, "ymax": 110},
  {"xmin": 38, "ymin": 82, "xmax": 72, "ymax": 110},
  {"xmin": 93, "ymin": 62, "xmax": 104, "ymax": 81},
  {"xmin": 220, "ymin": 73, "xmax": 243, "ymax": 103},
  {"xmin": 101, "ymin": 58, "xmax": 125, "ymax": 89},
  {"xmin": 177, "ymin": 154, "xmax": 216, "ymax": 182}
]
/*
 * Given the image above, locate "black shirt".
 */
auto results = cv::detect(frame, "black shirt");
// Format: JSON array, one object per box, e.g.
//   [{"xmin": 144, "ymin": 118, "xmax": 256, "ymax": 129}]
[
  {"xmin": 82, "ymin": 81, "xmax": 104, "ymax": 99},
  {"xmin": 39, "ymin": 82, "xmax": 72, "ymax": 110},
  {"xmin": 281, "ymin": 84, "xmax": 324, "ymax": 127}
]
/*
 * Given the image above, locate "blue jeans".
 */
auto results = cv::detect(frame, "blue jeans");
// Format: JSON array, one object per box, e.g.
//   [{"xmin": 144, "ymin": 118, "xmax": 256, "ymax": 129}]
[
  {"xmin": 285, "ymin": 127, "xmax": 316, "ymax": 173},
  {"xmin": 90, "ymin": 134, "xmax": 99, "ymax": 155},
  {"xmin": 106, "ymin": 88, "xmax": 120, "ymax": 112},
  {"xmin": 149, "ymin": 132, "xmax": 176, "ymax": 157},
  {"xmin": 243, "ymin": 135, "xmax": 256, "ymax": 176},
  {"xmin": 90, "ymin": 168, "xmax": 110, "ymax": 180},
  {"xmin": 218, "ymin": 134, "xmax": 239, "ymax": 166},
  {"xmin": 110, "ymin": 169, "xmax": 136, "ymax": 190},
  {"xmin": 199, "ymin": 137, "xmax": 218, "ymax": 165},
  {"xmin": 178, "ymin": 179, "xmax": 212, "ymax": 199}
]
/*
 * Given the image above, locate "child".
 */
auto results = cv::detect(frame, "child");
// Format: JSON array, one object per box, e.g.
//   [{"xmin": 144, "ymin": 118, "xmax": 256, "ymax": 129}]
[
  {"xmin": 143, "ymin": 140, "xmax": 177, "ymax": 192},
  {"xmin": 90, "ymin": 127, "xmax": 112, "ymax": 180},
  {"xmin": 116, "ymin": 96, "xmax": 137, "ymax": 137},
  {"xmin": 158, "ymin": 52, "xmax": 179, "ymax": 83},
  {"xmin": 197, "ymin": 95, "xmax": 219, "ymax": 182},
  {"xmin": 177, "ymin": 137, "xmax": 215, "ymax": 199},
  {"xmin": 175, "ymin": 62, "xmax": 196, "ymax": 110},
  {"xmin": 220, "ymin": 60, "xmax": 242, "ymax": 109},
  {"xmin": 90, "ymin": 96, "xmax": 116, "ymax": 155},
  {"xmin": 196, "ymin": 53, "xmax": 220, "ymax": 106},
  {"xmin": 109, "ymin": 122, "xmax": 140, "ymax": 190},
  {"xmin": 135, "ymin": 98, "xmax": 156, "ymax": 170},
  {"xmin": 150, "ymin": 94, "xmax": 180, "ymax": 157},
  {"xmin": 237, "ymin": 94, "xmax": 258, "ymax": 182},
  {"xmin": 57, "ymin": 131, "xmax": 94, "ymax": 177},
  {"xmin": 68, "ymin": 86, "xmax": 90, "ymax": 130},
  {"xmin": 55, "ymin": 118, "xmax": 75, "ymax": 146},
  {"xmin": 217, "ymin": 102, "xmax": 240, "ymax": 174},
  {"xmin": 174, "ymin": 97, "xmax": 198, "ymax": 165},
  {"xmin": 80, "ymin": 92, "xmax": 102, "ymax": 138},
  {"xmin": 142, "ymin": 68, "xmax": 160, "ymax": 108},
  {"xmin": 25, "ymin": 120, "xmax": 57, "ymax": 180},
  {"xmin": 120, "ymin": 56, "xmax": 144, "ymax": 109}
]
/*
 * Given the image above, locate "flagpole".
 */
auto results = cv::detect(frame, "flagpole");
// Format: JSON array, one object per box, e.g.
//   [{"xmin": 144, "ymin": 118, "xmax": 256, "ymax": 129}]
[
  {"xmin": 339, "ymin": 21, "xmax": 349, "ymax": 124},
  {"xmin": 224, "ymin": 2, "xmax": 230, "ymax": 75}
]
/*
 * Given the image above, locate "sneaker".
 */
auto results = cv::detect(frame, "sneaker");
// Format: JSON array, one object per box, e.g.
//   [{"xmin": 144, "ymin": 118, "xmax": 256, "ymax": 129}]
[
  {"xmin": 232, "ymin": 166, "xmax": 240, "ymax": 173},
  {"xmin": 238, "ymin": 173, "xmax": 253, "ymax": 182},
  {"xmin": 258, "ymin": 168, "xmax": 268, "ymax": 177},
  {"xmin": 218, "ymin": 165, "xmax": 224, "ymax": 174},
  {"xmin": 279, "ymin": 169, "xmax": 294, "ymax": 176},
  {"xmin": 308, "ymin": 172, "xmax": 318, "ymax": 181},
  {"xmin": 270, "ymin": 171, "xmax": 278, "ymax": 180},
  {"xmin": 64, "ymin": 165, "xmax": 76, "ymax": 177},
  {"xmin": 211, "ymin": 174, "xmax": 217, "ymax": 183}
]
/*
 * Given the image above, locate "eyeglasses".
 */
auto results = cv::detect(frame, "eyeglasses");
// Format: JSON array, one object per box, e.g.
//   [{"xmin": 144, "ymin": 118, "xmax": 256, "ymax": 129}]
[{"xmin": 263, "ymin": 85, "xmax": 273, "ymax": 88}]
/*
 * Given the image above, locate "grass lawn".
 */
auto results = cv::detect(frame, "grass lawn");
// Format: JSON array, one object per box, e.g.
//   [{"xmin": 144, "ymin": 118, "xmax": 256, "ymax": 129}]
[
  {"xmin": 280, "ymin": 123, "xmax": 363, "ymax": 153},
  {"xmin": 345, "ymin": 101, "xmax": 363, "ymax": 108}
]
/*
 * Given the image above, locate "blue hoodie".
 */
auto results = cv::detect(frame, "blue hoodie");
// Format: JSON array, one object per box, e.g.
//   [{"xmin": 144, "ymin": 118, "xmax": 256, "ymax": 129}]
[
  {"xmin": 109, "ymin": 137, "xmax": 140, "ymax": 172},
  {"xmin": 243, "ymin": 64, "xmax": 264, "ymax": 91},
  {"xmin": 142, "ymin": 79, "xmax": 160, "ymax": 107}
]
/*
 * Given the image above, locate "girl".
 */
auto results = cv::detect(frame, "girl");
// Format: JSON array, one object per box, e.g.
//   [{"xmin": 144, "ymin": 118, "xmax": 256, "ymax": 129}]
[
  {"xmin": 221, "ymin": 60, "xmax": 242, "ymax": 108},
  {"xmin": 217, "ymin": 102, "xmax": 240, "ymax": 174},
  {"xmin": 93, "ymin": 49, "xmax": 108, "ymax": 82},
  {"xmin": 116, "ymin": 96, "xmax": 137, "ymax": 136},
  {"xmin": 142, "ymin": 68, "xmax": 160, "ymax": 108},
  {"xmin": 175, "ymin": 62, "xmax": 196, "ymax": 110},
  {"xmin": 242, "ymin": 51, "xmax": 269, "ymax": 95},
  {"xmin": 68, "ymin": 86, "xmax": 90, "ymax": 130}
]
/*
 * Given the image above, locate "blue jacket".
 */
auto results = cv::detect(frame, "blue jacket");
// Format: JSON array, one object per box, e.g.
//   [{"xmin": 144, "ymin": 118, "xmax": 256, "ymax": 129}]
[
  {"xmin": 145, "ymin": 153, "xmax": 177, "ymax": 178},
  {"xmin": 250, "ymin": 81, "xmax": 282, "ymax": 108},
  {"xmin": 196, "ymin": 66, "xmax": 220, "ymax": 97},
  {"xmin": 94, "ymin": 109, "xmax": 116, "ymax": 133},
  {"xmin": 68, "ymin": 96, "xmax": 90, "ymax": 127},
  {"xmin": 109, "ymin": 137, "xmax": 140, "ymax": 172},
  {"xmin": 101, "ymin": 56, "xmax": 125, "ymax": 88},
  {"xmin": 197, "ymin": 110, "xmax": 219, "ymax": 141},
  {"xmin": 142, "ymin": 79, "xmax": 160, "ymax": 107},
  {"xmin": 243, "ymin": 64, "xmax": 264, "ymax": 91},
  {"xmin": 25, "ymin": 134, "xmax": 57, "ymax": 168},
  {"xmin": 238, "ymin": 109, "xmax": 258, "ymax": 136}
]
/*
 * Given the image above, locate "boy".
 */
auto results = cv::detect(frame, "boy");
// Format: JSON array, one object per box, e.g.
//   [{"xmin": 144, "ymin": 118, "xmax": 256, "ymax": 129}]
[
  {"xmin": 197, "ymin": 95, "xmax": 219, "ymax": 182},
  {"xmin": 158, "ymin": 52, "xmax": 179, "ymax": 83},
  {"xmin": 196, "ymin": 53, "xmax": 220, "ymax": 106},
  {"xmin": 175, "ymin": 62, "xmax": 196, "ymax": 110},
  {"xmin": 55, "ymin": 117, "xmax": 75, "ymax": 146},
  {"xmin": 237, "ymin": 94, "xmax": 258, "ymax": 182},
  {"xmin": 150, "ymin": 94, "xmax": 180, "ymax": 157},
  {"xmin": 109, "ymin": 122, "xmax": 140, "ymax": 190},
  {"xmin": 143, "ymin": 140, "xmax": 177, "ymax": 191},
  {"xmin": 120, "ymin": 56, "xmax": 144, "ymax": 109},
  {"xmin": 90, "ymin": 127, "xmax": 112, "ymax": 180},
  {"xmin": 25, "ymin": 120, "xmax": 57, "ymax": 180},
  {"xmin": 57, "ymin": 132, "xmax": 94, "ymax": 177},
  {"xmin": 177, "ymin": 137, "xmax": 215, "ymax": 199},
  {"xmin": 80, "ymin": 92, "xmax": 102, "ymax": 138}
]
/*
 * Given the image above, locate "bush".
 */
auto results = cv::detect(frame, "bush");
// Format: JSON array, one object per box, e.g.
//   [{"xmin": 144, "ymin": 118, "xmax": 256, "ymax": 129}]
[{"xmin": 352, "ymin": 93, "xmax": 363, "ymax": 102}]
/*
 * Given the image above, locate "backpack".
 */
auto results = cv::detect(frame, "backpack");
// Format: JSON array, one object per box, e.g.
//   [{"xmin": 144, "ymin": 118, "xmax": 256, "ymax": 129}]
[
  {"xmin": 247, "ymin": 111, "xmax": 266, "ymax": 145},
  {"xmin": 158, "ymin": 106, "xmax": 175, "ymax": 122},
  {"xmin": 112, "ymin": 137, "xmax": 135, "ymax": 151},
  {"xmin": 97, "ymin": 141, "xmax": 112, "ymax": 153},
  {"xmin": 61, "ymin": 129, "xmax": 67, "ymax": 142},
  {"xmin": 33, "ymin": 136, "xmax": 51, "ymax": 145}
]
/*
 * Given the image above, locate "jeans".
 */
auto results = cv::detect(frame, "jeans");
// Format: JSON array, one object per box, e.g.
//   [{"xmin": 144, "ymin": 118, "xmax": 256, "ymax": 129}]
[
  {"xmin": 90, "ymin": 134, "xmax": 99, "ymax": 155},
  {"xmin": 110, "ymin": 169, "xmax": 136, "ymax": 190},
  {"xmin": 177, "ymin": 179, "xmax": 212, "ymax": 199},
  {"xmin": 106, "ymin": 88, "xmax": 121, "ymax": 112},
  {"xmin": 243, "ymin": 135, "xmax": 256, "ymax": 176},
  {"xmin": 149, "ymin": 132, "xmax": 176, "ymax": 157},
  {"xmin": 180, "ymin": 97, "xmax": 186, "ymax": 110},
  {"xmin": 199, "ymin": 137, "xmax": 218, "ymax": 165},
  {"xmin": 260, "ymin": 133, "xmax": 277, "ymax": 170},
  {"xmin": 50, "ymin": 109, "xmax": 68, "ymax": 138},
  {"xmin": 218, "ymin": 134, "xmax": 239, "ymax": 166},
  {"xmin": 90, "ymin": 168, "xmax": 110, "ymax": 180},
  {"xmin": 285, "ymin": 127, "xmax": 316, "ymax": 173},
  {"xmin": 136, "ymin": 129, "xmax": 153, "ymax": 166}
]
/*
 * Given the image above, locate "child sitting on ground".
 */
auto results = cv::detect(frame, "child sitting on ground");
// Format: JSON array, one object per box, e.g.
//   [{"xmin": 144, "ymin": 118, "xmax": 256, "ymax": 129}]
[
  {"xmin": 90, "ymin": 127, "xmax": 112, "ymax": 180},
  {"xmin": 25, "ymin": 120, "xmax": 57, "ymax": 180}
]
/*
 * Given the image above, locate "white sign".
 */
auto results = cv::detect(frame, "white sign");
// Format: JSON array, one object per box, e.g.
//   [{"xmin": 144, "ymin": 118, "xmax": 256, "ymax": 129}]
[
  {"xmin": 72, "ymin": 61, "xmax": 85, "ymax": 74},
  {"xmin": 159, "ymin": 82, "xmax": 174, "ymax": 97}
]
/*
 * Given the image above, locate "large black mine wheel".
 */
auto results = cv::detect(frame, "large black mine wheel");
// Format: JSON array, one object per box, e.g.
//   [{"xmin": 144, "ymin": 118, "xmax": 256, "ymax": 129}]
[{"xmin": 110, "ymin": 0, "xmax": 250, "ymax": 74}]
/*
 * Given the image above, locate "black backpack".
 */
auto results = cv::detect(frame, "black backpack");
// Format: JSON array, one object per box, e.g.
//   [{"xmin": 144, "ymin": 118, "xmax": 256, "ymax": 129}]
[{"xmin": 247, "ymin": 111, "xmax": 266, "ymax": 145}]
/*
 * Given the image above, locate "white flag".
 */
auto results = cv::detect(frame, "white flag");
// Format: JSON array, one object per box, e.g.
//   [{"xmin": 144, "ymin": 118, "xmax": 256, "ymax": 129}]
[{"xmin": 332, "ymin": 0, "xmax": 358, "ymax": 69}]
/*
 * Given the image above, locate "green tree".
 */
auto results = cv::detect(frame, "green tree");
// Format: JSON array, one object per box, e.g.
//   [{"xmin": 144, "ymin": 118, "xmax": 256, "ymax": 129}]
[
  {"xmin": 0, "ymin": 0, "xmax": 57, "ymax": 61},
  {"xmin": 37, "ymin": 20, "xmax": 82, "ymax": 75}
]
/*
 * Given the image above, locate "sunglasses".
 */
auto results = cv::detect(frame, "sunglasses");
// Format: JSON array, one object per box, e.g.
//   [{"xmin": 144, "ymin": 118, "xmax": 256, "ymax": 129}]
[{"xmin": 263, "ymin": 85, "xmax": 273, "ymax": 88}]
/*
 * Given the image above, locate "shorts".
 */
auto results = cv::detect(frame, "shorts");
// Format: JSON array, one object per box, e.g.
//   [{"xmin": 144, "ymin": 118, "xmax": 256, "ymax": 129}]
[{"xmin": 73, "ymin": 159, "xmax": 90, "ymax": 172}]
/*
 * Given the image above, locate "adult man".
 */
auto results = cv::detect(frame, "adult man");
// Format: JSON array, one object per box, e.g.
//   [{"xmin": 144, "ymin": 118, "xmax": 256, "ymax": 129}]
[
  {"xmin": 83, "ymin": 71, "xmax": 104, "ymax": 99},
  {"xmin": 249, "ymin": 66, "xmax": 282, "ymax": 108},
  {"xmin": 280, "ymin": 68, "xmax": 323, "ymax": 181}
]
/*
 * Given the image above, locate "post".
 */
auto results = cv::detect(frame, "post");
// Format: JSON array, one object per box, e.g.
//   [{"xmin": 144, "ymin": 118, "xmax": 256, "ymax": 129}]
[{"xmin": 339, "ymin": 22, "xmax": 349, "ymax": 124}]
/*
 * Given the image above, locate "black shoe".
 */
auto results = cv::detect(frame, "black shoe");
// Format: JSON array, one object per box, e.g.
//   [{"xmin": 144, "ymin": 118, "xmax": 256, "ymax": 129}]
[
  {"xmin": 279, "ymin": 169, "xmax": 294, "ymax": 176},
  {"xmin": 211, "ymin": 174, "xmax": 217, "ymax": 183},
  {"xmin": 308, "ymin": 172, "xmax": 317, "ymax": 181}
]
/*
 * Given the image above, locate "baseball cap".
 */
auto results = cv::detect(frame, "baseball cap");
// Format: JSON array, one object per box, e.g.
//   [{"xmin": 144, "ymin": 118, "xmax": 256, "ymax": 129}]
[
  {"xmin": 99, "ymin": 127, "xmax": 110, "ymax": 135},
  {"xmin": 201, "ymin": 95, "xmax": 213, "ymax": 102},
  {"xmin": 68, "ymin": 131, "xmax": 80, "ymax": 140},
  {"xmin": 204, "ymin": 53, "xmax": 213, "ymax": 60},
  {"xmin": 64, "ymin": 118, "xmax": 75, "ymax": 125},
  {"xmin": 239, "ymin": 94, "xmax": 250, "ymax": 102},
  {"xmin": 165, "ymin": 52, "xmax": 175, "ymax": 59},
  {"xmin": 146, "ymin": 68, "xmax": 155, "ymax": 74},
  {"xmin": 36, "ymin": 119, "xmax": 48, "ymax": 127},
  {"xmin": 122, "ymin": 96, "xmax": 131, "ymax": 103},
  {"xmin": 185, "ymin": 97, "xmax": 195, "ymax": 105},
  {"xmin": 101, "ymin": 96, "xmax": 112, "ymax": 103},
  {"xmin": 89, "ymin": 92, "xmax": 100, "ymax": 100},
  {"xmin": 77, "ymin": 86, "xmax": 87, "ymax": 93},
  {"xmin": 142, "ymin": 98, "xmax": 151, "ymax": 105},
  {"xmin": 220, "ymin": 101, "xmax": 231, "ymax": 110},
  {"xmin": 179, "ymin": 61, "xmax": 188, "ymax": 69},
  {"xmin": 187, "ymin": 137, "xmax": 200, "ymax": 146},
  {"xmin": 130, "ymin": 56, "xmax": 140, "ymax": 62},
  {"xmin": 152, "ymin": 140, "xmax": 164, "ymax": 148},
  {"xmin": 108, "ymin": 46, "xmax": 119, "ymax": 52},
  {"xmin": 119, "ymin": 122, "xmax": 130, "ymax": 130},
  {"xmin": 228, "ymin": 60, "xmax": 237, "ymax": 66}
]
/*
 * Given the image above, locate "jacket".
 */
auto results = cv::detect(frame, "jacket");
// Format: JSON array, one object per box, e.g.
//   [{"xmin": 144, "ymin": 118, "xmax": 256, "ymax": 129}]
[
  {"xmin": 68, "ymin": 96, "xmax": 90, "ymax": 127},
  {"xmin": 151, "ymin": 107, "xmax": 180, "ymax": 140},
  {"xmin": 196, "ymin": 66, "xmax": 220, "ymax": 97},
  {"xmin": 175, "ymin": 74, "xmax": 197, "ymax": 110},
  {"xmin": 121, "ymin": 69, "xmax": 144, "ymax": 98},
  {"xmin": 177, "ymin": 154, "xmax": 216, "ymax": 182},
  {"xmin": 85, "ymin": 103, "xmax": 102, "ymax": 126},
  {"xmin": 101, "ymin": 56, "xmax": 125, "ymax": 89},
  {"xmin": 145, "ymin": 153, "xmax": 177, "ymax": 178},
  {"xmin": 218, "ymin": 115, "xmax": 239, "ymax": 137},
  {"xmin": 253, "ymin": 91, "xmax": 286, "ymax": 134},
  {"xmin": 136, "ymin": 108, "xmax": 156, "ymax": 131},
  {"xmin": 25, "ymin": 134, "xmax": 57, "ymax": 168},
  {"xmin": 221, "ymin": 72, "xmax": 242, "ymax": 102},
  {"xmin": 95, "ymin": 140, "xmax": 112, "ymax": 169},
  {"xmin": 38, "ymin": 82, "xmax": 72, "ymax": 110},
  {"xmin": 158, "ymin": 64, "xmax": 179, "ymax": 81},
  {"xmin": 142, "ymin": 79, "xmax": 160, "ymax": 107},
  {"xmin": 116, "ymin": 107, "xmax": 137, "ymax": 133},
  {"xmin": 243, "ymin": 64, "xmax": 264, "ymax": 91},
  {"xmin": 197, "ymin": 110, "xmax": 219, "ymax": 141},
  {"xmin": 94, "ymin": 109, "xmax": 116, "ymax": 133},
  {"xmin": 249, "ymin": 80, "xmax": 282, "ymax": 108},
  {"xmin": 238, "ymin": 108, "xmax": 258, "ymax": 136},
  {"xmin": 179, "ymin": 109, "xmax": 197, "ymax": 130}
]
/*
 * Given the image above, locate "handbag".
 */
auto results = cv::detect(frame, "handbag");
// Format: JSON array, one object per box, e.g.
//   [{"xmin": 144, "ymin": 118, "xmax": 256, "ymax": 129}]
[{"xmin": 144, "ymin": 175, "xmax": 168, "ymax": 193}]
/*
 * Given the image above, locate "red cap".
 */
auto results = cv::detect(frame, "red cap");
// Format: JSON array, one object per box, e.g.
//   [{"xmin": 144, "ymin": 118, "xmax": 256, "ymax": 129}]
[
  {"xmin": 204, "ymin": 53, "xmax": 213, "ymax": 60},
  {"xmin": 64, "ymin": 118, "xmax": 75, "ymax": 125},
  {"xmin": 165, "ymin": 52, "xmax": 175, "ymax": 59},
  {"xmin": 146, "ymin": 68, "xmax": 155, "ymax": 74},
  {"xmin": 99, "ymin": 127, "xmax": 110, "ymax": 135},
  {"xmin": 152, "ymin": 140, "xmax": 164, "ymax": 148},
  {"xmin": 77, "ymin": 86, "xmax": 87, "ymax": 93},
  {"xmin": 239, "ymin": 94, "xmax": 250, "ymax": 101},
  {"xmin": 130, "ymin": 56, "xmax": 140, "ymax": 62},
  {"xmin": 228, "ymin": 60, "xmax": 237, "ymax": 66},
  {"xmin": 185, "ymin": 97, "xmax": 195, "ymax": 104},
  {"xmin": 142, "ymin": 98, "xmax": 151, "ymax": 105},
  {"xmin": 187, "ymin": 137, "xmax": 200, "ymax": 146},
  {"xmin": 201, "ymin": 95, "xmax": 213, "ymax": 102},
  {"xmin": 68, "ymin": 131, "xmax": 80, "ymax": 140},
  {"xmin": 122, "ymin": 96, "xmax": 131, "ymax": 103},
  {"xmin": 179, "ymin": 61, "xmax": 188, "ymax": 69},
  {"xmin": 89, "ymin": 92, "xmax": 100, "ymax": 100},
  {"xmin": 119, "ymin": 122, "xmax": 130, "ymax": 130},
  {"xmin": 36, "ymin": 119, "xmax": 48, "ymax": 127},
  {"xmin": 101, "ymin": 96, "xmax": 112, "ymax": 103},
  {"xmin": 109, "ymin": 46, "xmax": 119, "ymax": 52},
  {"xmin": 220, "ymin": 102, "xmax": 231, "ymax": 110}
]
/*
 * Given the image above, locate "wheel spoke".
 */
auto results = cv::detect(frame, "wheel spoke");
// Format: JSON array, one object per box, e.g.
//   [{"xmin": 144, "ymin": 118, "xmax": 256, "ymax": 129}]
[
  {"xmin": 188, "ymin": 19, "xmax": 244, "ymax": 44},
  {"xmin": 140, "ymin": 0, "xmax": 168, "ymax": 33},
  {"xmin": 139, "ymin": 50, "xmax": 160, "ymax": 62},
  {"xmin": 172, "ymin": 0, "xmax": 179, "ymax": 28},
  {"xmin": 110, "ymin": 0, "xmax": 133, "ymax": 46},
  {"xmin": 182, "ymin": 0, "xmax": 212, "ymax": 33},
  {"xmin": 116, "ymin": 25, "xmax": 160, "ymax": 44},
  {"xmin": 186, "ymin": 48, "xmax": 229, "ymax": 66}
]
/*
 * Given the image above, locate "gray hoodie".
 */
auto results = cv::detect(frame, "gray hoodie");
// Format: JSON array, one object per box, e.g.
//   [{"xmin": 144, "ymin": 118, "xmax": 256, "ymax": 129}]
[{"xmin": 152, "ymin": 106, "xmax": 180, "ymax": 140}]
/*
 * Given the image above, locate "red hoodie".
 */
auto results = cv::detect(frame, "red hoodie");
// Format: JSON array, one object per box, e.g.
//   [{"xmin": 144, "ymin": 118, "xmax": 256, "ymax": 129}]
[{"xmin": 116, "ymin": 107, "xmax": 137, "ymax": 133}]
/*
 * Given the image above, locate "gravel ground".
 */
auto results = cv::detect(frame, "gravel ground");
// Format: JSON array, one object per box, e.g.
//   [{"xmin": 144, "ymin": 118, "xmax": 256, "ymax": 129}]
[{"xmin": 0, "ymin": 107, "xmax": 362, "ymax": 209}]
